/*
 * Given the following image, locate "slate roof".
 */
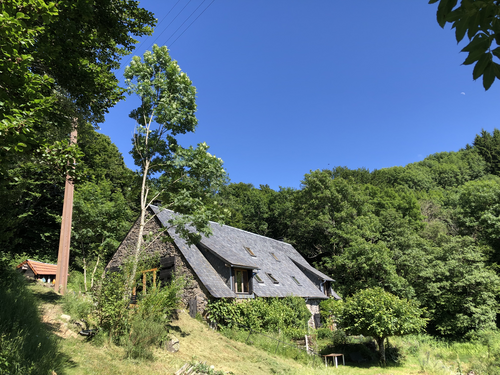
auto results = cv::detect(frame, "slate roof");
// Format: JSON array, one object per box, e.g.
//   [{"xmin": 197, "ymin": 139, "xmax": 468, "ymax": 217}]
[
  {"xmin": 16, "ymin": 259, "xmax": 57, "ymax": 276},
  {"xmin": 151, "ymin": 206, "xmax": 338, "ymax": 300}
]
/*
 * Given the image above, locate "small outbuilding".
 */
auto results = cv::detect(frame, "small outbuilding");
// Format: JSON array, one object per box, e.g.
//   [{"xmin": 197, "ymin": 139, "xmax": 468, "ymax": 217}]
[
  {"xmin": 16, "ymin": 259, "xmax": 57, "ymax": 282},
  {"xmin": 107, "ymin": 206, "xmax": 340, "ymax": 328}
]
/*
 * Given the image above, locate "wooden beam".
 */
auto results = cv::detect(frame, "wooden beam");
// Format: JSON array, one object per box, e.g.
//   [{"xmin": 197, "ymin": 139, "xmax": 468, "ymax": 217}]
[{"xmin": 55, "ymin": 125, "xmax": 77, "ymax": 295}]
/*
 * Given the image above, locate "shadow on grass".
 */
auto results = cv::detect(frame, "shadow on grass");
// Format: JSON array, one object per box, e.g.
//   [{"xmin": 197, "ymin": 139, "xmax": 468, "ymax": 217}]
[
  {"xmin": 319, "ymin": 342, "xmax": 406, "ymax": 370},
  {"xmin": 59, "ymin": 353, "xmax": 79, "ymax": 375},
  {"xmin": 31, "ymin": 284, "xmax": 62, "ymax": 304},
  {"xmin": 167, "ymin": 323, "xmax": 191, "ymax": 337}
]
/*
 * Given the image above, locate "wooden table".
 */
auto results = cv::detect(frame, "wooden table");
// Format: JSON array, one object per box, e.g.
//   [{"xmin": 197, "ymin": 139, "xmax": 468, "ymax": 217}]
[{"xmin": 322, "ymin": 353, "xmax": 345, "ymax": 368}]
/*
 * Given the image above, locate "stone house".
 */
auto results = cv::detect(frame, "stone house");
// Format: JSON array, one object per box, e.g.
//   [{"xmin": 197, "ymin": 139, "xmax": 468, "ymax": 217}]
[{"xmin": 106, "ymin": 205, "xmax": 340, "ymax": 328}]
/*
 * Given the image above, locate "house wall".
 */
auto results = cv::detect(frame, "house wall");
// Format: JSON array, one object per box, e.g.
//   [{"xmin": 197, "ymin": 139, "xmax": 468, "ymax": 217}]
[
  {"xmin": 106, "ymin": 211, "xmax": 211, "ymax": 315},
  {"xmin": 306, "ymin": 299, "xmax": 321, "ymax": 329},
  {"xmin": 19, "ymin": 267, "xmax": 35, "ymax": 279}
]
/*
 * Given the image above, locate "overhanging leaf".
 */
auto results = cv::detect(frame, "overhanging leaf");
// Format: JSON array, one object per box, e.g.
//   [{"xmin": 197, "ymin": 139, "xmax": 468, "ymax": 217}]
[
  {"xmin": 482, "ymin": 63, "xmax": 496, "ymax": 90},
  {"xmin": 473, "ymin": 53, "xmax": 492, "ymax": 80},
  {"xmin": 463, "ymin": 48, "xmax": 488, "ymax": 65}
]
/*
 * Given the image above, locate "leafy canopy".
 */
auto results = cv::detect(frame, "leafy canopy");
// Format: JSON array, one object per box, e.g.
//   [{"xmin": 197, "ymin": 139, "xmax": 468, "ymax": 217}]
[{"xmin": 322, "ymin": 287, "xmax": 427, "ymax": 363}]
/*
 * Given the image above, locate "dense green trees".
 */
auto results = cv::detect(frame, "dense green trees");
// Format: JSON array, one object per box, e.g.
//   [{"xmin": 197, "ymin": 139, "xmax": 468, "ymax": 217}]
[
  {"xmin": 0, "ymin": 0, "xmax": 155, "ymax": 265},
  {"xmin": 221, "ymin": 129, "xmax": 500, "ymax": 338},
  {"xmin": 1, "ymin": 0, "xmax": 155, "ymax": 168}
]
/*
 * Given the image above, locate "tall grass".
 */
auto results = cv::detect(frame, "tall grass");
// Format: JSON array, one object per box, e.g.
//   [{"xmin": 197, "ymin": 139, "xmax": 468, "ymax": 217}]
[
  {"xmin": 221, "ymin": 327, "xmax": 322, "ymax": 368},
  {"xmin": 393, "ymin": 333, "xmax": 500, "ymax": 375},
  {"xmin": 0, "ymin": 263, "xmax": 66, "ymax": 375}
]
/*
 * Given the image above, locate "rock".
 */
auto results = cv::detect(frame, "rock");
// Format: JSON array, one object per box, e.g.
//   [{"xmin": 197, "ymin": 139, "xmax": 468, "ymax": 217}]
[
  {"xmin": 60, "ymin": 314, "xmax": 71, "ymax": 321},
  {"xmin": 166, "ymin": 335, "xmax": 180, "ymax": 352}
]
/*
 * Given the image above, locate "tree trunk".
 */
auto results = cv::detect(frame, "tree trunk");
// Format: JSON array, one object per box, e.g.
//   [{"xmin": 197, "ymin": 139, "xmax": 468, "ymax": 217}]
[
  {"xmin": 377, "ymin": 336, "xmax": 386, "ymax": 365},
  {"xmin": 90, "ymin": 254, "xmax": 100, "ymax": 289},
  {"xmin": 127, "ymin": 157, "xmax": 150, "ymax": 296},
  {"xmin": 83, "ymin": 256, "xmax": 87, "ymax": 292}
]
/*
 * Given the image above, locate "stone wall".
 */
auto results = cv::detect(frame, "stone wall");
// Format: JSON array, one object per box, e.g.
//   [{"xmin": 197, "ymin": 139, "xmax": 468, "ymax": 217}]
[
  {"xmin": 106, "ymin": 209, "xmax": 211, "ymax": 315},
  {"xmin": 306, "ymin": 299, "xmax": 321, "ymax": 329}
]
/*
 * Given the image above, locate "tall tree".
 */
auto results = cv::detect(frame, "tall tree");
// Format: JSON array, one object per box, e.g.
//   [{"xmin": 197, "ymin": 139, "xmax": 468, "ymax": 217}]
[
  {"xmin": 473, "ymin": 129, "xmax": 500, "ymax": 176},
  {"xmin": 323, "ymin": 287, "xmax": 427, "ymax": 364},
  {"xmin": 124, "ymin": 44, "xmax": 228, "ymax": 293},
  {"xmin": 0, "ymin": 0, "xmax": 155, "ymax": 261},
  {"xmin": 1, "ymin": 0, "xmax": 156, "ymax": 165},
  {"xmin": 72, "ymin": 180, "xmax": 134, "ymax": 291}
]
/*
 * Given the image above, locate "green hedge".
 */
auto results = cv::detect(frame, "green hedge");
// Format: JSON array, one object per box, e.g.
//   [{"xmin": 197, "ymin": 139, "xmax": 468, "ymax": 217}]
[{"xmin": 206, "ymin": 296, "xmax": 311, "ymax": 338}]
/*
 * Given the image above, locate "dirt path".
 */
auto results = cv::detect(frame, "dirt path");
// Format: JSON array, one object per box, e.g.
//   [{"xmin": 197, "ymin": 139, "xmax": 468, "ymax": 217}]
[{"xmin": 32, "ymin": 284, "xmax": 78, "ymax": 339}]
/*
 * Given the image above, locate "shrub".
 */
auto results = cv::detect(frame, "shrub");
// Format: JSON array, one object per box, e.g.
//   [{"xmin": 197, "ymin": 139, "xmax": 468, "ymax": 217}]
[
  {"xmin": 135, "ymin": 276, "xmax": 184, "ymax": 322},
  {"xmin": 469, "ymin": 330, "xmax": 500, "ymax": 374},
  {"xmin": 90, "ymin": 266, "xmax": 184, "ymax": 358},
  {"xmin": 62, "ymin": 291, "xmax": 93, "ymax": 320},
  {"xmin": 124, "ymin": 316, "xmax": 166, "ymax": 360},
  {"xmin": 123, "ymin": 276, "xmax": 184, "ymax": 360},
  {"xmin": 92, "ymin": 270, "xmax": 130, "ymax": 342},
  {"xmin": 206, "ymin": 296, "xmax": 311, "ymax": 338}
]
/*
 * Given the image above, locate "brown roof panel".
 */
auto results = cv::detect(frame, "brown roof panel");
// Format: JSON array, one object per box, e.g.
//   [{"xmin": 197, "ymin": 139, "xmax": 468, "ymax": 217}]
[{"xmin": 17, "ymin": 260, "xmax": 57, "ymax": 276}]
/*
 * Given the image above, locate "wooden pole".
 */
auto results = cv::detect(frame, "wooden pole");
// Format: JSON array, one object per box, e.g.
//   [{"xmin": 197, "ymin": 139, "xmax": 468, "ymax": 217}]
[{"xmin": 55, "ymin": 126, "xmax": 77, "ymax": 295}]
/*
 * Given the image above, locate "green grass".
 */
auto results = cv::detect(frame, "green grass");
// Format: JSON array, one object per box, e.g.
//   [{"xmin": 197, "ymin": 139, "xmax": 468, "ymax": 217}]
[
  {"xmin": 15, "ymin": 282, "xmax": 500, "ymax": 375},
  {"xmin": 0, "ymin": 271, "xmax": 67, "ymax": 375}
]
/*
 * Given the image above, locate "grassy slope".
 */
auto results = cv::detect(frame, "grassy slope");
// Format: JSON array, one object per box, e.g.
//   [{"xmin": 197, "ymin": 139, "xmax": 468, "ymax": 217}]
[{"xmin": 32, "ymin": 284, "xmax": 471, "ymax": 375}]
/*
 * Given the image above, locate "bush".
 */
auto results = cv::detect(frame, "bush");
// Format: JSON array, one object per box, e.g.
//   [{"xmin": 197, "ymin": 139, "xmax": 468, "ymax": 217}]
[
  {"xmin": 124, "ymin": 316, "xmax": 166, "ymax": 360},
  {"xmin": 206, "ymin": 296, "xmax": 311, "ymax": 338},
  {"xmin": 469, "ymin": 330, "xmax": 500, "ymax": 375},
  {"xmin": 90, "ymin": 266, "xmax": 184, "ymax": 358},
  {"xmin": 0, "ymin": 262, "xmax": 65, "ymax": 374},
  {"xmin": 135, "ymin": 276, "xmax": 184, "ymax": 322},
  {"xmin": 66, "ymin": 270, "xmax": 84, "ymax": 292},
  {"xmin": 123, "ymin": 276, "xmax": 184, "ymax": 360},
  {"xmin": 62, "ymin": 291, "xmax": 93, "ymax": 320},
  {"xmin": 92, "ymin": 270, "xmax": 129, "ymax": 342}
]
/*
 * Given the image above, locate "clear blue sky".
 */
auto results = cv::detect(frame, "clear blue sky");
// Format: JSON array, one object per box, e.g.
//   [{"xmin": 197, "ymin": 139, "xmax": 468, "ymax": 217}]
[{"xmin": 100, "ymin": 1, "xmax": 499, "ymax": 191}]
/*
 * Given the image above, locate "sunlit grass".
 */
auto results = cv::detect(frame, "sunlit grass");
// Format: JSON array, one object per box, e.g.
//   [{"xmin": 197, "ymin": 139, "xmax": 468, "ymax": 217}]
[{"xmin": 27, "ymin": 283, "xmax": 500, "ymax": 375}]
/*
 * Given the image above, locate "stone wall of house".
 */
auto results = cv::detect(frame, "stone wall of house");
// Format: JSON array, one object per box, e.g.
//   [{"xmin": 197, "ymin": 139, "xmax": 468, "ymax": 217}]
[
  {"xmin": 106, "ymin": 210, "xmax": 211, "ymax": 315},
  {"xmin": 306, "ymin": 299, "xmax": 321, "ymax": 329}
]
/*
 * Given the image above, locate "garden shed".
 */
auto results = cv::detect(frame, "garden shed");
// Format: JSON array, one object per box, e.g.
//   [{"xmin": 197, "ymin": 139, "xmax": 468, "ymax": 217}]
[{"xmin": 16, "ymin": 259, "xmax": 57, "ymax": 282}]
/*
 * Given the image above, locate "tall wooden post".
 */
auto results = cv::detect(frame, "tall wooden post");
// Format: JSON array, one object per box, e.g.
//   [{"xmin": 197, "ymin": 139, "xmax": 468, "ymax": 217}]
[{"xmin": 55, "ymin": 126, "xmax": 77, "ymax": 295}]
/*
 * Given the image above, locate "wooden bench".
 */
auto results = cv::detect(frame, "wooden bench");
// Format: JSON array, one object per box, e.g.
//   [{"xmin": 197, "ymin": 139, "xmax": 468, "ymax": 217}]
[{"xmin": 322, "ymin": 353, "xmax": 345, "ymax": 368}]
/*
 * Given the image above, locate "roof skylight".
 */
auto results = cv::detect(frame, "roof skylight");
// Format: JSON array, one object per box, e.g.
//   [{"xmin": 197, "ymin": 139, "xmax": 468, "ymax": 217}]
[
  {"xmin": 291, "ymin": 276, "xmax": 302, "ymax": 286},
  {"xmin": 270, "ymin": 253, "xmax": 279, "ymax": 261},
  {"xmin": 266, "ymin": 273, "xmax": 279, "ymax": 284},
  {"xmin": 244, "ymin": 246, "xmax": 256, "ymax": 257},
  {"xmin": 254, "ymin": 273, "xmax": 264, "ymax": 283}
]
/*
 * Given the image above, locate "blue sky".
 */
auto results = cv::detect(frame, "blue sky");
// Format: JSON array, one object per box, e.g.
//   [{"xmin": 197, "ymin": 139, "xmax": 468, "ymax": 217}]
[{"xmin": 101, "ymin": 1, "xmax": 499, "ymax": 191}]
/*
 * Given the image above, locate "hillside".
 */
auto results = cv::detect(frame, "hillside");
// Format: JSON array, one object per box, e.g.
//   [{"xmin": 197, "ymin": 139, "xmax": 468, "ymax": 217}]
[{"xmin": 33, "ymin": 284, "xmax": 432, "ymax": 375}]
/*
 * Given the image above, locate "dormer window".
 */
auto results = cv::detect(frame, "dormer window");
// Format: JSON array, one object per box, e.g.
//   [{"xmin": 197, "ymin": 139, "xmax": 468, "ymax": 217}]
[
  {"xmin": 266, "ymin": 273, "xmax": 279, "ymax": 284},
  {"xmin": 244, "ymin": 246, "xmax": 256, "ymax": 257}
]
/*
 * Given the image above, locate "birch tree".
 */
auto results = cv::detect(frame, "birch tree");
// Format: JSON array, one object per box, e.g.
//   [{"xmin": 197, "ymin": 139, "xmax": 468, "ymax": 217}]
[{"xmin": 124, "ymin": 44, "xmax": 227, "ymax": 294}]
